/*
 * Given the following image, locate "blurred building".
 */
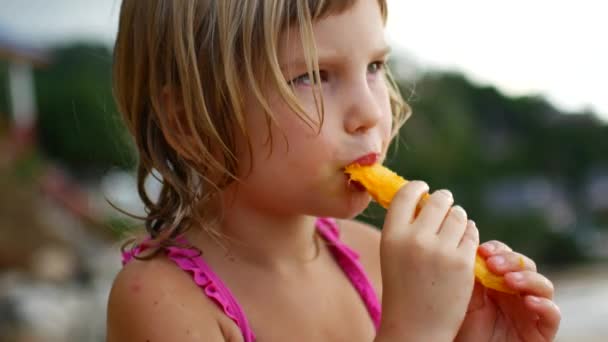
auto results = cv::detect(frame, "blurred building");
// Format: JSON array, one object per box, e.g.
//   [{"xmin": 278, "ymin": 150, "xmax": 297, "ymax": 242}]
[
  {"xmin": 483, "ymin": 176, "xmax": 576, "ymax": 232},
  {"xmin": 585, "ymin": 168, "xmax": 608, "ymax": 214},
  {"xmin": 0, "ymin": 28, "xmax": 49, "ymax": 164}
]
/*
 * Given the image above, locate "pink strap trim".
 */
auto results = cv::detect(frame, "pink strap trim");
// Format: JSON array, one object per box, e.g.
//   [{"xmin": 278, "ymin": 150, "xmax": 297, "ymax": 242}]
[
  {"xmin": 315, "ymin": 217, "xmax": 382, "ymax": 331},
  {"xmin": 122, "ymin": 238, "xmax": 256, "ymax": 342}
]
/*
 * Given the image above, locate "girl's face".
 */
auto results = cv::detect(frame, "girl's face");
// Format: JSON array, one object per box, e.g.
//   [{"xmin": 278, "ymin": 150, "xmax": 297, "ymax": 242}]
[{"xmin": 233, "ymin": 0, "xmax": 392, "ymax": 219}]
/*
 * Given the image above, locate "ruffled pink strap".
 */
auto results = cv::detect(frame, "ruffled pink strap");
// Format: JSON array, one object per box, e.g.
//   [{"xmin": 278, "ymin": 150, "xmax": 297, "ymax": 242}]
[
  {"xmin": 122, "ymin": 238, "xmax": 256, "ymax": 342},
  {"xmin": 121, "ymin": 217, "xmax": 382, "ymax": 340},
  {"xmin": 315, "ymin": 217, "xmax": 382, "ymax": 331}
]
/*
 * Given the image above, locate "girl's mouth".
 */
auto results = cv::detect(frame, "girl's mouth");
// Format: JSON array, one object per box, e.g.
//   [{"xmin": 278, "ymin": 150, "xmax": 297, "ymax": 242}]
[
  {"xmin": 345, "ymin": 174, "xmax": 366, "ymax": 192},
  {"xmin": 343, "ymin": 153, "xmax": 379, "ymax": 192},
  {"xmin": 351, "ymin": 153, "xmax": 378, "ymax": 166}
]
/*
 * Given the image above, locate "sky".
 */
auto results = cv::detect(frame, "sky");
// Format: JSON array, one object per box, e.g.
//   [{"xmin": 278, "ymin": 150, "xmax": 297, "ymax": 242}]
[{"xmin": 1, "ymin": 0, "xmax": 606, "ymax": 121}]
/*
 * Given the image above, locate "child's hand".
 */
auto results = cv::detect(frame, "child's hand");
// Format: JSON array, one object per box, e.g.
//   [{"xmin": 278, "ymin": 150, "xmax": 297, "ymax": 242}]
[
  {"xmin": 377, "ymin": 181, "xmax": 479, "ymax": 341},
  {"xmin": 455, "ymin": 241, "xmax": 561, "ymax": 342}
]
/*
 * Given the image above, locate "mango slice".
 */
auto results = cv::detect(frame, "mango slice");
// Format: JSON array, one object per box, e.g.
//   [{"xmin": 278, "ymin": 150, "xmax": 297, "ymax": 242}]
[{"xmin": 345, "ymin": 163, "xmax": 516, "ymax": 295}]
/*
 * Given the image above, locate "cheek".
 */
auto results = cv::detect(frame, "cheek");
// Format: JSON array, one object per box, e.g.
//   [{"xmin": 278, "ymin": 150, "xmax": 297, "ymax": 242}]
[
  {"xmin": 241, "ymin": 101, "xmax": 329, "ymax": 176},
  {"xmin": 241, "ymin": 128, "xmax": 332, "ymax": 204},
  {"xmin": 374, "ymin": 81, "xmax": 394, "ymax": 137},
  {"xmin": 267, "ymin": 121, "xmax": 337, "ymax": 194}
]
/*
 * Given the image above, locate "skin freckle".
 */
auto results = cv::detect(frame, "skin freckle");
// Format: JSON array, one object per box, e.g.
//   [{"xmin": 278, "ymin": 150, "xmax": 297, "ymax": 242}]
[{"xmin": 130, "ymin": 282, "xmax": 142, "ymax": 293}]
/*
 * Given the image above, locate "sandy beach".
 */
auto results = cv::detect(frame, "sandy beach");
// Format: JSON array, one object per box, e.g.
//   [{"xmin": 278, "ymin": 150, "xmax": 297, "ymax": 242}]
[{"xmin": 551, "ymin": 262, "xmax": 608, "ymax": 341}]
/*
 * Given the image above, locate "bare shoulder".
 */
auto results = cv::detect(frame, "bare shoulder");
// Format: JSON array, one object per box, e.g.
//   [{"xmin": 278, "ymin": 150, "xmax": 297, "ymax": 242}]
[
  {"xmin": 106, "ymin": 254, "xmax": 238, "ymax": 341},
  {"xmin": 335, "ymin": 219, "xmax": 382, "ymax": 299}
]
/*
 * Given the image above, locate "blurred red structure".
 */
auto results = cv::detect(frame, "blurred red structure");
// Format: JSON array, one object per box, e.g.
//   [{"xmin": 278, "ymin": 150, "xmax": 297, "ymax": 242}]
[{"xmin": 0, "ymin": 29, "xmax": 48, "ymax": 164}]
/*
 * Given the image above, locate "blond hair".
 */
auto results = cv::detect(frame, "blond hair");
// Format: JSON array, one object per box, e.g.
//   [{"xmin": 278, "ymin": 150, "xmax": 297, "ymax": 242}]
[{"xmin": 113, "ymin": 0, "xmax": 410, "ymax": 254}]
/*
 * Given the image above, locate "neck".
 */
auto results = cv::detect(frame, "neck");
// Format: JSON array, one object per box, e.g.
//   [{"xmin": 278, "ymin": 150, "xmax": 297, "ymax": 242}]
[{"xmin": 187, "ymin": 184, "xmax": 321, "ymax": 272}]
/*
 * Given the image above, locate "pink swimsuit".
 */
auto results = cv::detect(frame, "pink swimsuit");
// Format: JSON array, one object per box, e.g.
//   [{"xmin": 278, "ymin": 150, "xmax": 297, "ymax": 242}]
[{"xmin": 122, "ymin": 217, "xmax": 381, "ymax": 342}]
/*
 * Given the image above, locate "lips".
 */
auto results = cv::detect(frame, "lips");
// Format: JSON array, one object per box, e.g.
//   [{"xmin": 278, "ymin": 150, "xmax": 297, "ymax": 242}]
[
  {"xmin": 345, "ymin": 153, "xmax": 379, "ymax": 192},
  {"xmin": 351, "ymin": 153, "xmax": 378, "ymax": 166}
]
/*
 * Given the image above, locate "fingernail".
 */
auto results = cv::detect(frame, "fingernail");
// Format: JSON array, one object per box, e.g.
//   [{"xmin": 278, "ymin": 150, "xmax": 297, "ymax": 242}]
[
  {"xmin": 439, "ymin": 189, "xmax": 453, "ymax": 198},
  {"xmin": 452, "ymin": 205, "xmax": 466, "ymax": 217},
  {"xmin": 528, "ymin": 296, "xmax": 541, "ymax": 303},
  {"xmin": 492, "ymin": 256, "xmax": 505, "ymax": 266}
]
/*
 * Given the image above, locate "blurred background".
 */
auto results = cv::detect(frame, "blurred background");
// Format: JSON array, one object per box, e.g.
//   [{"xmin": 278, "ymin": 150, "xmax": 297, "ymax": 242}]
[{"xmin": 0, "ymin": 0, "xmax": 606, "ymax": 341}]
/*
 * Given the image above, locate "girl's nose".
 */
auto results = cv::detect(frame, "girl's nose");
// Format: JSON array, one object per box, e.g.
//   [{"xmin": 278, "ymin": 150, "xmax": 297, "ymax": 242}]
[{"xmin": 343, "ymin": 80, "xmax": 383, "ymax": 135}]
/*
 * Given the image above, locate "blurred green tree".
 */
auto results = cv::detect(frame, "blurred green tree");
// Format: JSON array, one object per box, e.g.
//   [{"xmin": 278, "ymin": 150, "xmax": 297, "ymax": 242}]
[
  {"xmin": 0, "ymin": 61, "xmax": 11, "ymax": 131},
  {"xmin": 35, "ymin": 43, "xmax": 135, "ymax": 175},
  {"xmin": 357, "ymin": 69, "xmax": 606, "ymax": 265}
]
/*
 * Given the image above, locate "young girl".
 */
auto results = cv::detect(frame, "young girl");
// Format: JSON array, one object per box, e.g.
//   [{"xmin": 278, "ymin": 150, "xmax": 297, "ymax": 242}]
[{"xmin": 107, "ymin": 0, "xmax": 561, "ymax": 341}]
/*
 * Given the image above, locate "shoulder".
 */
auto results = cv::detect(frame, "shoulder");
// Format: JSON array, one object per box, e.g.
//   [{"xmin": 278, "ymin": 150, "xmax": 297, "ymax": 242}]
[
  {"xmin": 335, "ymin": 219, "xmax": 382, "ymax": 299},
  {"xmin": 106, "ymin": 254, "xmax": 238, "ymax": 341}
]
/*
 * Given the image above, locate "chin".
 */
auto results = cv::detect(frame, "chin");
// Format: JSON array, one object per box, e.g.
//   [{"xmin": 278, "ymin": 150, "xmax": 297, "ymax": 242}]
[
  {"xmin": 326, "ymin": 192, "xmax": 372, "ymax": 219},
  {"xmin": 304, "ymin": 176, "xmax": 373, "ymax": 219}
]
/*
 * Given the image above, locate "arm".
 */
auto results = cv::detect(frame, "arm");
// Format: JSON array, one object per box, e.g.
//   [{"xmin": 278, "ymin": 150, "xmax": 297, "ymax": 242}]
[{"xmin": 106, "ymin": 259, "xmax": 227, "ymax": 342}]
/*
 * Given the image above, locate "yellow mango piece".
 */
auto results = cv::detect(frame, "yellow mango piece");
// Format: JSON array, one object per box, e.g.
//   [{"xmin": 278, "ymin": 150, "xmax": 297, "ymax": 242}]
[
  {"xmin": 345, "ymin": 163, "xmax": 429, "ymax": 211},
  {"xmin": 475, "ymin": 254, "xmax": 517, "ymax": 294},
  {"xmin": 345, "ymin": 163, "xmax": 517, "ymax": 295}
]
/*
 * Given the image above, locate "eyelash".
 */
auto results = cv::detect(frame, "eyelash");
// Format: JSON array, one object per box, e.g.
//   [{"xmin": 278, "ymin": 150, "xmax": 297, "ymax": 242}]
[
  {"xmin": 288, "ymin": 60, "xmax": 386, "ymax": 86},
  {"xmin": 289, "ymin": 71, "xmax": 326, "ymax": 86}
]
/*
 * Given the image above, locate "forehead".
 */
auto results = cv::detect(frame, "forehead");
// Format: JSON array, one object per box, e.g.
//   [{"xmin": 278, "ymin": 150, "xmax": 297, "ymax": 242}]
[{"xmin": 278, "ymin": 0, "xmax": 387, "ymax": 66}]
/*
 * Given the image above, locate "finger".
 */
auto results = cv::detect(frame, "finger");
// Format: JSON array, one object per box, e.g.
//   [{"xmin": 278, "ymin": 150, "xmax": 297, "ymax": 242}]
[
  {"xmin": 458, "ymin": 220, "xmax": 479, "ymax": 252},
  {"xmin": 478, "ymin": 240, "xmax": 512, "ymax": 257},
  {"xmin": 505, "ymin": 271, "xmax": 555, "ymax": 299},
  {"xmin": 384, "ymin": 181, "xmax": 429, "ymax": 236},
  {"xmin": 525, "ymin": 296, "xmax": 561, "ymax": 341},
  {"xmin": 486, "ymin": 252, "xmax": 537, "ymax": 274},
  {"xmin": 414, "ymin": 189, "xmax": 454, "ymax": 234},
  {"xmin": 437, "ymin": 205, "xmax": 468, "ymax": 246}
]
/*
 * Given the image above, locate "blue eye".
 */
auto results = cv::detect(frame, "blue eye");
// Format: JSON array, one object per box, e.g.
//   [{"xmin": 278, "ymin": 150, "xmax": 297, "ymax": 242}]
[
  {"xmin": 289, "ymin": 74, "xmax": 314, "ymax": 86},
  {"xmin": 289, "ymin": 71, "xmax": 326, "ymax": 86},
  {"xmin": 367, "ymin": 61, "xmax": 385, "ymax": 74}
]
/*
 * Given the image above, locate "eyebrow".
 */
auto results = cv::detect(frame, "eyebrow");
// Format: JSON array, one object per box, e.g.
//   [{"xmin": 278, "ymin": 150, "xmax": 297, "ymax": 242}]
[{"xmin": 281, "ymin": 45, "xmax": 392, "ymax": 71}]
